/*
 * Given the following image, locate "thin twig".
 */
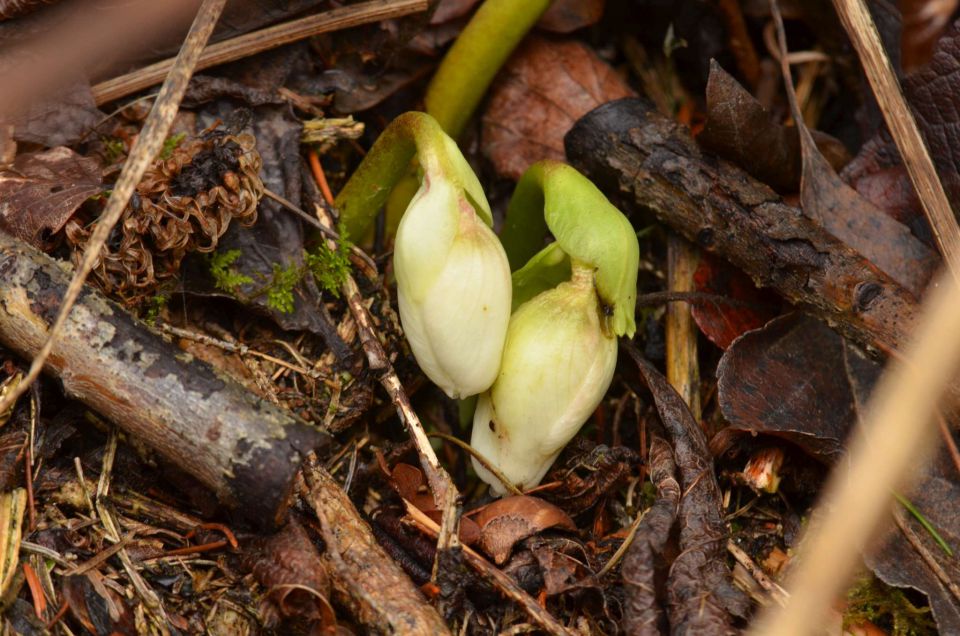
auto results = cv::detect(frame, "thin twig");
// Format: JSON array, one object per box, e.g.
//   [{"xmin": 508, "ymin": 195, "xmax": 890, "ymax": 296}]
[
  {"xmin": 829, "ymin": 0, "xmax": 960, "ymax": 277},
  {"xmin": 0, "ymin": 0, "xmax": 228, "ymax": 417},
  {"xmin": 310, "ymin": 201, "xmax": 463, "ymax": 565},
  {"xmin": 404, "ymin": 501, "xmax": 576, "ymax": 636},
  {"xmin": 727, "ymin": 540, "xmax": 789, "ymax": 607},
  {"xmin": 91, "ymin": 0, "xmax": 428, "ymax": 105}
]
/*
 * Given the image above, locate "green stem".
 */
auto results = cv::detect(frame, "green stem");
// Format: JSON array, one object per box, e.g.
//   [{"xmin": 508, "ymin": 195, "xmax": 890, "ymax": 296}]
[
  {"xmin": 424, "ymin": 0, "xmax": 552, "ymax": 139},
  {"xmin": 334, "ymin": 112, "xmax": 489, "ymax": 240},
  {"xmin": 500, "ymin": 160, "xmax": 640, "ymax": 337}
]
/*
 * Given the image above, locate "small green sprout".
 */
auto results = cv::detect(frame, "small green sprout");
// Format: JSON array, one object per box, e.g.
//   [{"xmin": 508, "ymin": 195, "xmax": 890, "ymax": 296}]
[{"xmin": 159, "ymin": 132, "xmax": 186, "ymax": 160}]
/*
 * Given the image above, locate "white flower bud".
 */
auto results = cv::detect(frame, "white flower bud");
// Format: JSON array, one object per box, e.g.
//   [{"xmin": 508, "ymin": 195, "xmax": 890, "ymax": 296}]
[
  {"xmin": 394, "ymin": 172, "xmax": 512, "ymax": 399},
  {"xmin": 470, "ymin": 268, "xmax": 617, "ymax": 494}
]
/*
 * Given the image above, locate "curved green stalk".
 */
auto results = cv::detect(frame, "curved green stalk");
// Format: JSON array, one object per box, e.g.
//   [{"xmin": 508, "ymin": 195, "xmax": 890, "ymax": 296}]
[
  {"xmin": 334, "ymin": 112, "xmax": 490, "ymax": 240},
  {"xmin": 501, "ymin": 160, "xmax": 640, "ymax": 337},
  {"xmin": 425, "ymin": 0, "xmax": 552, "ymax": 139}
]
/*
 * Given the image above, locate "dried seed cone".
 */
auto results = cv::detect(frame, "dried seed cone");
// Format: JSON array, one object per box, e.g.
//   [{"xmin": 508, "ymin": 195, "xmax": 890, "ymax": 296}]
[{"xmin": 65, "ymin": 131, "xmax": 263, "ymax": 305}]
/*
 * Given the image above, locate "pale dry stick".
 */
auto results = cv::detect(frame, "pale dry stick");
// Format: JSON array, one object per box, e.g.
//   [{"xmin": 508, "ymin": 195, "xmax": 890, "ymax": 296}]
[
  {"xmin": 748, "ymin": 270, "xmax": 960, "ymax": 635},
  {"xmin": 404, "ymin": 501, "xmax": 577, "ymax": 636},
  {"xmin": 727, "ymin": 540, "xmax": 788, "ymax": 607},
  {"xmin": 310, "ymin": 203, "xmax": 462, "ymax": 564},
  {"xmin": 829, "ymin": 0, "xmax": 960, "ymax": 276},
  {"xmin": 91, "ymin": 0, "xmax": 428, "ymax": 105},
  {"xmin": 665, "ymin": 237, "xmax": 701, "ymax": 421},
  {"xmin": 0, "ymin": 0, "xmax": 227, "ymax": 417}
]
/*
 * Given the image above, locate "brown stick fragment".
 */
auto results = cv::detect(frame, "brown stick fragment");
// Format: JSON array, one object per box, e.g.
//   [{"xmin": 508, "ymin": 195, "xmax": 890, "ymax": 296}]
[
  {"xmin": 310, "ymin": 203, "xmax": 462, "ymax": 566},
  {"xmin": 0, "ymin": 232, "xmax": 328, "ymax": 527},
  {"xmin": 301, "ymin": 461, "xmax": 450, "ymax": 635},
  {"xmin": 91, "ymin": 0, "xmax": 429, "ymax": 105},
  {"xmin": 402, "ymin": 500, "xmax": 576, "ymax": 636},
  {"xmin": 565, "ymin": 98, "xmax": 920, "ymax": 355}
]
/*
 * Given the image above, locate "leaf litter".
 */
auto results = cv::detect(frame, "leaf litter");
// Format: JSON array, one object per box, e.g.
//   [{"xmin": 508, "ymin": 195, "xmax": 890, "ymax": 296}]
[{"xmin": 3, "ymin": 1, "xmax": 960, "ymax": 634}]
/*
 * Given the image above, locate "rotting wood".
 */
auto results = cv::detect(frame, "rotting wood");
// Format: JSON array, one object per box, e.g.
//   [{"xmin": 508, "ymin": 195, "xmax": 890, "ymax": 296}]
[
  {"xmin": 565, "ymin": 97, "xmax": 920, "ymax": 355},
  {"xmin": 0, "ymin": 231, "xmax": 328, "ymax": 527},
  {"xmin": 302, "ymin": 461, "xmax": 451, "ymax": 636}
]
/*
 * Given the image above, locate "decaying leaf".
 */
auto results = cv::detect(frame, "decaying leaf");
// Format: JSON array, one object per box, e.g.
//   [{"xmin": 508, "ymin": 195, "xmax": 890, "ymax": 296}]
[
  {"xmin": 625, "ymin": 345, "xmax": 749, "ymax": 631},
  {"xmin": 716, "ymin": 313, "xmax": 881, "ymax": 460},
  {"xmin": 0, "ymin": 146, "xmax": 101, "ymax": 249},
  {"xmin": 770, "ymin": 25, "xmax": 939, "ymax": 297},
  {"xmin": 542, "ymin": 440, "xmax": 640, "ymax": 515},
  {"xmin": 62, "ymin": 573, "xmax": 136, "ymax": 635},
  {"xmin": 471, "ymin": 495, "xmax": 576, "ymax": 565},
  {"xmin": 537, "ymin": 0, "xmax": 605, "ymax": 33},
  {"xmin": 388, "ymin": 462, "xmax": 481, "ymax": 545},
  {"xmin": 691, "ymin": 252, "xmax": 779, "ymax": 350},
  {"xmin": 623, "ymin": 437, "xmax": 679, "ymax": 636},
  {"xmin": 242, "ymin": 518, "xmax": 337, "ymax": 630},
  {"xmin": 699, "ymin": 61, "xmax": 849, "ymax": 193},
  {"xmin": 482, "ymin": 36, "xmax": 635, "ymax": 180}
]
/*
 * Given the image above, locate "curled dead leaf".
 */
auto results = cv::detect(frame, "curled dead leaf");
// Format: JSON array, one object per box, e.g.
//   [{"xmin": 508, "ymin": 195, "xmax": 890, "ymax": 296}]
[
  {"xmin": 482, "ymin": 36, "xmax": 635, "ymax": 180},
  {"xmin": 470, "ymin": 495, "xmax": 576, "ymax": 565},
  {"xmin": 0, "ymin": 146, "xmax": 102, "ymax": 249}
]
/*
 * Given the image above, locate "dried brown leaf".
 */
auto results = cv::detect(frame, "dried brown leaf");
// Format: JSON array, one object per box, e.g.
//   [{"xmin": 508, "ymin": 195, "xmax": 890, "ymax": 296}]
[
  {"xmin": 624, "ymin": 344, "xmax": 749, "ymax": 631},
  {"xmin": 0, "ymin": 146, "xmax": 101, "ymax": 249},
  {"xmin": 243, "ymin": 518, "xmax": 336, "ymax": 629},
  {"xmin": 623, "ymin": 437, "xmax": 679, "ymax": 636},
  {"xmin": 471, "ymin": 495, "xmax": 575, "ymax": 565},
  {"xmin": 537, "ymin": 0, "xmax": 605, "ymax": 33},
  {"xmin": 716, "ymin": 313, "xmax": 881, "ymax": 460},
  {"xmin": 482, "ymin": 36, "xmax": 635, "ymax": 180},
  {"xmin": 699, "ymin": 61, "xmax": 849, "ymax": 193}
]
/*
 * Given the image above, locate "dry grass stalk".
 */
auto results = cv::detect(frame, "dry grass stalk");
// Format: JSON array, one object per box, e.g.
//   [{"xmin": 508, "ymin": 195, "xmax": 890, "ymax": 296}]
[
  {"xmin": 749, "ymin": 266, "xmax": 960, "ymax": 635},
  {"xmin": 829, "ymin": 0, "xmax": 960, "ymax": 277}
]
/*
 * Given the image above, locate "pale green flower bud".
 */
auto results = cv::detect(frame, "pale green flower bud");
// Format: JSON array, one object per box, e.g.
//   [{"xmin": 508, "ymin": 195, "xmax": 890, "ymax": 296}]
[
  {"xmin": 393, "ymin": 140, "xmax": 512, "ymax": 399},
  {"xmin": 470, "ymin": 267, "xmax": 617, "ymax": 494}
]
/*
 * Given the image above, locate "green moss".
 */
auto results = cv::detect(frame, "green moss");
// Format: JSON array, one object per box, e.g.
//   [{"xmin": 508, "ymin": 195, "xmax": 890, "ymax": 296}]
[
  {"xmin": 209, "ymin": 249, "xmax": 254, "ymax": 294},
  {"xmin": 159, "ymin": 132, "xmax": 186, "ymax": 160},
  {"xmin": 143, "ymin": 292, "xmax": 169, "ymax": 326},
  {"xmin": 844, "ymin": 575, "xmax": 936, "ymax": 636},
  {"xmin": 305, "ymin": 226, "xmax": 351, "ymax": 298},
  {"xmin": 265, "ymin": 262, "xmax": 300, "ymax": 314}
]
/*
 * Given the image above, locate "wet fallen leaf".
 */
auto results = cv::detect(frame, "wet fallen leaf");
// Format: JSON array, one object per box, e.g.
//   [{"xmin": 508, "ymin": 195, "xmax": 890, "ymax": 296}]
[
  {"xmin": 624, "ymin": 344, "xmax": 749, "ymax": 630},
  {"xmin": 482, "ymin": 36, "xmax": 635, "ymax": 180},
  {"xmin": 62, "ymin": 573, "xmax": 136, "ymax": 635},
  {"xmin": 242, "ymin": 518, "xmax": 337, "ymax": 630},
  {"xmin": 388, "ymin": 462, "xmax": 481, "ymax": 544},
  {"xmin": 0, "ymin": 146, "xmax": 102, "ymax": 249},
  {"xmin": 623, "ymin": 436, "xmax": 679, "ymax": 635},
  {"xmin": 716, "ymin": 313, "xmax": 881, "ymax": 460},
  {"xmin": 699, "ymin": 61, "xmax": 849, "ymax": 193},
  {"xmin": 537, "ymin": 0, "xmax": 605, "ymax": 33},
  {"xmin": 690, "ymin": 252, "xmax": 779, "ymax": 350},
  {"xmin": 471, "ymin": 495, "xmax": 576, "ymax": 565},
  {"xmin": 9, "ymin": 81, "xmax": 103, "ymax": 147}
]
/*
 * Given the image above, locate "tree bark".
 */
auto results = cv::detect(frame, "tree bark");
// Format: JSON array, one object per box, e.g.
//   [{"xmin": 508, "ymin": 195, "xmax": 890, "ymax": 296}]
[
  {"xmin": 0, "ymin": 231, "xmax": 328, "ymax": 527},
  {"xmin": 565, "ymin": 97, "xmax": 921, "ymax": 355}
]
